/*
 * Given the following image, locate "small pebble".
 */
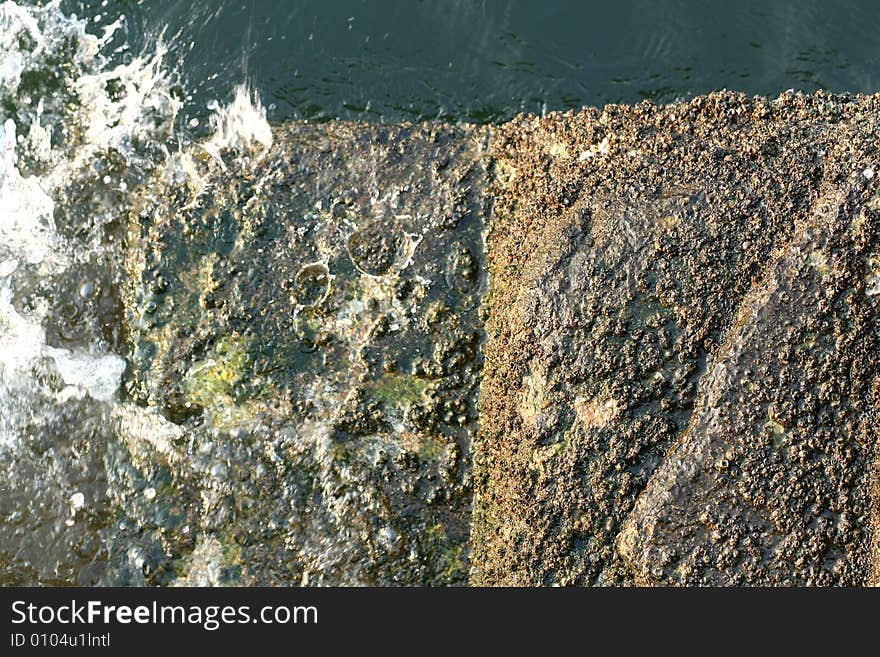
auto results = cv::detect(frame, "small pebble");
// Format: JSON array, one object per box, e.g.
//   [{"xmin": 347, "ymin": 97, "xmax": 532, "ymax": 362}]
[
  {"xmin": 69, "ymin": 491, "xmax": 85, "ymax": 511},
  {"xmin": 0, "ymin": 258, "xmax": 18, "ymax": 278},
  {"xmin": 79, "ymin": 281, "xmax": 96, "ymax": 299}
]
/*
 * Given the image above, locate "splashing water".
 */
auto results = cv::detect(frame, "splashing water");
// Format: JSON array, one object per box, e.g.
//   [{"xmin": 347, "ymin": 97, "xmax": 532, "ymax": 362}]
[
  {"xmin": 0, "ymin": 1, "xmax": 174, "ymax": 449},
  {"xmin": 202, "ymin": 84, "xmax": 273, "ymax": 165},
  {"xmin": 0, "ymin": 0, "xmax": 272, "ymax": 583}
]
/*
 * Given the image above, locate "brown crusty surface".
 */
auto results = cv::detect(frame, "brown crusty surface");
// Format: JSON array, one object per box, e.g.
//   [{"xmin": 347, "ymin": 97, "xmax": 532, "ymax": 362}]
[{"xmin": 473, "ymin": 90, "xmax": 880, "ymax": 585}]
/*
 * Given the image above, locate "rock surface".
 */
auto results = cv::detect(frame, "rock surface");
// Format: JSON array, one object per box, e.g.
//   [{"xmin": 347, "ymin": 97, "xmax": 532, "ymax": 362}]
[
  {"xmin": 473, "ymin": 91, "xmax": 880, "ymax": 585},
  {"xmin": 121, "ymin": 121, "xmax": 489, "ymax": 585},
  {"xmin": 617, "ymin": 184, "xmax": 880, "ymax": 585},
  {"xmin": 11, "ymin": 89, "xmax": 880, "ymax": 586}
]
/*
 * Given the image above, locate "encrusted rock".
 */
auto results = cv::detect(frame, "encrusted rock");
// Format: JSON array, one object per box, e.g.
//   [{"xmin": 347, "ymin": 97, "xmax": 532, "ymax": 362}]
[
  {"xmin": 616, "ymin": 185, "xmax": 880, "ymax": 585},
  {"xmin": 473, "ymin": 91, "xmax": 880, "ymax": 586},
  {"xmin": 122, "ymin": 121, "xmax": 489, "ymax": 585},
  {"xmin": 16, "ymin": 89, "xmax": 880, "ymax": 587}
]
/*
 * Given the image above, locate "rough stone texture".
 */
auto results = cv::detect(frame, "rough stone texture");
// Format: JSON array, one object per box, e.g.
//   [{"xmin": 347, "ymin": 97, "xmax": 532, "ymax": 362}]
[
  {"xmin": 72, "ymin": 90, "xmax": 880, "ymax": 587},
  {"xmin": 122, "ymin": 121, "xmax": 489, "ymax": 585},
  {"xmin": 616, "ymin": 185, "xmax": 880, "ymax": 585},
  {"xmin": 473, "ymin": 91, "xmax": 880, "ymax": 585}
]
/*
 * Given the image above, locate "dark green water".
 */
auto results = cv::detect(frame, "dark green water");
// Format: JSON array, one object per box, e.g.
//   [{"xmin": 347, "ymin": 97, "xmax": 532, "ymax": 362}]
[{"xmin": 70, "ymin": 0, "xmax": 880, "ymax": 124}]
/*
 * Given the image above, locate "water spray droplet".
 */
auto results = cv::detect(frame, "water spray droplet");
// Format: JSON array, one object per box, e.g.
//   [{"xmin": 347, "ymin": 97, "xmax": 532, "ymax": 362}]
[{"xmin": 0, "ymin": 259, "xmax": 18, "ymax": 278}]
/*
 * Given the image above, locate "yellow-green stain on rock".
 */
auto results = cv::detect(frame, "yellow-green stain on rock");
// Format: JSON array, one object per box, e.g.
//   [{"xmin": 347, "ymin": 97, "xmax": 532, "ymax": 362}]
[
  {"xmin": 368, "ymin": 373, "xmax": 428, "ymax": 408},
  {"xmin": 183, "ymin": 334, "xmax": 260, "ymax": 428}
]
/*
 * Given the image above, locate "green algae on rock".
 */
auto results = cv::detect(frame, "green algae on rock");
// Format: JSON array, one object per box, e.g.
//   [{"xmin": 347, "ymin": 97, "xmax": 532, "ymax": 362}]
[
  {"xmin": 122, "ymin": 120, "xmax": 489, "ymax": 585},
  {"xmin": 473, "ymin": 91, "xmax": 880, "ymax": 586}
]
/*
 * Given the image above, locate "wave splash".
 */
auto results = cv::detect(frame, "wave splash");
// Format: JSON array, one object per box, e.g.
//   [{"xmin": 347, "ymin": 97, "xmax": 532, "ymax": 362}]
[{"xmin": 0, "ymin": 0, "xmax": 272, "ymax": 583}]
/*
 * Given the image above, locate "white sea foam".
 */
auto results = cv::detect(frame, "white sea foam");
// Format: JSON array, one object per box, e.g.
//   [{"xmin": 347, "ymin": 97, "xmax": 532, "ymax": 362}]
[
  {"xmin": 45, "ymin": 346, "xmax": 126, "ymax": 402},
  {"xmin": 202, "ymin": 84, "xmax": 273, "ymax": 165},
  {"xmin": 0, "ymin": 118, "xmax": 57, "ymax": 267},
  {"xmin": 0, "ymin": 280, "xmax": 47, "ymax": 449},
  {"xmin": 67, "ymin": 41, "xmax": 181, "ymax": 178},
  {"xmin": 0, "ymin": 1, "xmax": 182, "ymax": 451},
  {"xmin": 0, "ymin": 282, "xmax": 45, "ymax": 386},
  {"xmin": 0, "ymin": 1, "xmax": 276, "ymax": 457}
]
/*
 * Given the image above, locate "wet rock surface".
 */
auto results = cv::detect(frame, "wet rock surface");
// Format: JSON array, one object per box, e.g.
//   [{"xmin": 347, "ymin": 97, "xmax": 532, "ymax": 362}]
[
  {"xmin": 0, "ymin": 396, "xmax": 113, "ymax": 585},
  {"xmin": 474, "ymin": 91, "xmax": 880, "ymax": 585},
  {"xmin": 122, "ymin": 121, "xmax": 489, "ymax": 585},
  {"xmin": 9, "ymin": 89, "xmax": 880, "ymax": 587}
]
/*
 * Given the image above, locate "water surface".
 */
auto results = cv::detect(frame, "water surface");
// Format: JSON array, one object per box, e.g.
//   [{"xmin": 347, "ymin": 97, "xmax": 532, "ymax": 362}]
[{"xmin": 78, "ymin": 0, "xmax": 880, "ymax": 124}]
